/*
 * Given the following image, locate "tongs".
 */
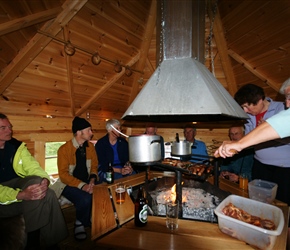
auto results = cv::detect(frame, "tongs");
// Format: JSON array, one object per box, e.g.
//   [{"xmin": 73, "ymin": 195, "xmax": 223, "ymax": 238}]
[{"xmin": 110, "ymin": 124, "xmax": 129, "ymax": 138}]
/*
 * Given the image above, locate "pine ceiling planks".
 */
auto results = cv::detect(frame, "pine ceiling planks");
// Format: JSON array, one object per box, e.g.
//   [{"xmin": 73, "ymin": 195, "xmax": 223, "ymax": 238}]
[{"xmin": 0, "ymin": 0, "xmax": 289, "ymax": 120}]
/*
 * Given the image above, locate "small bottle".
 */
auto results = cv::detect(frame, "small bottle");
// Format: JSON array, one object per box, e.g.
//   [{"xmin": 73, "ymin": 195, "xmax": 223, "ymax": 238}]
[
  {"xmin": 106, "ymin": 163, "xmax": 114, "ymax": 184},
  {"xmin": 134, "ymin": 186, "xmax": 148, "ymax": 227}
]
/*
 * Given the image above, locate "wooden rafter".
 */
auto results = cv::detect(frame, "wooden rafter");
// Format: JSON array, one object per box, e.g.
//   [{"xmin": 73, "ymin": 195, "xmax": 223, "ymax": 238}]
[
  {"xmin": 75, "ymin": 53, "xmax": 141, "ymax": 116},
  {"xmin": 212, "ymin": 7, "xmax": 237, "ymax": 95},
  {"xmin": 228, "ymin": 49, "xmax": 280, "ymax": 92},
  {"xmin": 0, "ymin": 7, "xmax": 62, "ymax": 36},
  {"xmin": 146, "ymin": 57, "xmax": 155, "ymax": 74},
  {"xmin": 0, "ymin": 0, "xmax": 88, "ymax": 94}
]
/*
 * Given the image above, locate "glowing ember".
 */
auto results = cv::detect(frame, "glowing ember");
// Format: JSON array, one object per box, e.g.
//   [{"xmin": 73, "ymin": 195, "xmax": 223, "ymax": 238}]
[
  {"xmin": 151, "ymin": 186, "xmax": 221, "ymax": 222},
  {"xmin": 147, "ymin": 177, "xmax": 228, "ymax": 222}
]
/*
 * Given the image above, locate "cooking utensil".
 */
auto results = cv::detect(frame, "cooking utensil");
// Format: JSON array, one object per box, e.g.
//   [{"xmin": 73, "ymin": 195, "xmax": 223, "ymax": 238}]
[
  {"xmin": 171, "ymin": 141, "xmax": 192, "ymax": 156},
  {"xmin": 190, "ymin": 153, "xmax": 215, "ymax": 160},
  {"xmin": 128, "ymin": 134, "xmax": 162, "ymax": 164},
  {"xmin": 110, "ymin": 125, "xmax": 162, "ymax": 164},
  {"xmin": 110, "ymin": 124, "xmax": 129, "ymax": 138}
]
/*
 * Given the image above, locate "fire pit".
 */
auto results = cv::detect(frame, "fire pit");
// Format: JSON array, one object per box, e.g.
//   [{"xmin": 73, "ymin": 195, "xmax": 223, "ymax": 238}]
[{"xmin": 147, "ymin": 177, "xmax": 230, "ymax": 223}]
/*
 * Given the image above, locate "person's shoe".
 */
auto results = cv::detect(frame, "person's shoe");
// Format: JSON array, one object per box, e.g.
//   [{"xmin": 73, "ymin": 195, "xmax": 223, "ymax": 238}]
[{"xmin": 74, "ymin": 223, "xmax": 87, "ymax": 241}]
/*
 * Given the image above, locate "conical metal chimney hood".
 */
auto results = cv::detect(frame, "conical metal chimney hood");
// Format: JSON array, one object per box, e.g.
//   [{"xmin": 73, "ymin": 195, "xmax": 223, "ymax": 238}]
[{"xmin": 122, "ymin": 0, "xmax": 248, "ymax": 123}]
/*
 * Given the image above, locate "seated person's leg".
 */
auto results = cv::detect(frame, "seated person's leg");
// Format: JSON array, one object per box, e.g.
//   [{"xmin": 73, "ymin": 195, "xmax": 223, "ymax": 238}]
[{"xmin": 62, "ymin": 185, "xmax": 92, "ymax": 241}]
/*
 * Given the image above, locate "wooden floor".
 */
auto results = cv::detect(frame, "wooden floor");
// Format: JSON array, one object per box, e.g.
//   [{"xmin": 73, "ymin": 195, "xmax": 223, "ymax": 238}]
[{"xmin": 58, "ymin": 206, "xmax": 98, "ymax": 250}]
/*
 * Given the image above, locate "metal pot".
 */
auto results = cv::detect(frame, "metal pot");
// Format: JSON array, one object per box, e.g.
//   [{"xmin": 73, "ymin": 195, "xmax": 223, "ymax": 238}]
[
  {"xmin": 171, "ymin": 141, "xmax": 192, "ymax": 156},
  {"xmin": 128, "ymin": 135, "xmax": 162, "ymax": 163}
]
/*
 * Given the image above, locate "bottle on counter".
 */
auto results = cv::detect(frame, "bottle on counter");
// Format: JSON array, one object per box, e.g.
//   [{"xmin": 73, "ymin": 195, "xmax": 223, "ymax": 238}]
[
  {"xmin": 134, "ymin": 186, "xmax": 148, "ymax": 227},
  {"xmin": 106, "ymin": 162, "xmax": 114, "ymax": 184}
]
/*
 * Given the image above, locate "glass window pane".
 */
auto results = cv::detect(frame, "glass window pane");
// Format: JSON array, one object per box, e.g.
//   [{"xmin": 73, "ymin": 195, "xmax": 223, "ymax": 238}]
[{"xmin": 45, "ymin": 142, "xmax": 65, "ymax": 175}]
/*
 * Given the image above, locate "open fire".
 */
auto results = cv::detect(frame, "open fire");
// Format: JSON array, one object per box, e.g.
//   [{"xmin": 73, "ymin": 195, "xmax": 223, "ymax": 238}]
[
  {"xmin": 161, "ymin": 184, "xmax": 187, "ymax": 203},
  {"xmin": 147, "ymin": 177, "xmax": 229, "ymax": 222}
]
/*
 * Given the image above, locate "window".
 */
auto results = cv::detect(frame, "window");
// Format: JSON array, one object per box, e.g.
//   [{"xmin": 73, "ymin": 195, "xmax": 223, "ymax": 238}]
[{"xmin": 45, "ymin": 142, "xmax": 65, "ymax": 175}]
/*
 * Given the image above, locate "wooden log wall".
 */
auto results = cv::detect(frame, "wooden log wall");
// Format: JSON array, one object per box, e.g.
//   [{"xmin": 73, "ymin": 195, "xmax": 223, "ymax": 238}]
[{"xmin": 8, "ymin": 115, "xmax": 230, "ymax": 171}]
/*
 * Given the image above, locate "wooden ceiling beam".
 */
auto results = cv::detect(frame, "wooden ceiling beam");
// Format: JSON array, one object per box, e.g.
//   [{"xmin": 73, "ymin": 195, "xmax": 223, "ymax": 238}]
[
  {"xmin": 75, "ymin": 53, "xmax": 140, "ymax": 116},
  {"xmin": 0, "ymin": 0, "xmax": 88, "ymax": 94},
  {"xmin": 212, "ymin": 6, "xmax": 237, "ymax": 96},
  {"xmin": 146, "ymin": 57, "xmax": 155, "ymax": 74},
  {"xmin": 0, "ymin": 7, "xmax": 62, "ymax": 36},
  {"xmin": 228, "ymin": 49, "xmax": 280, "ymax": 92},
  {"xmin": 63, "ymin": 25, "xmax": 75, "ymax": 117},
  {"xmin": 129, "ymin": 0, "xmax": 156, "ymax": 104}
]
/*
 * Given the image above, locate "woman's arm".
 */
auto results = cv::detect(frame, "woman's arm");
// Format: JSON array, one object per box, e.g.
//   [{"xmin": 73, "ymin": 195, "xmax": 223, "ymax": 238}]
[{"xmin": 214, "ymin": 121, "xmax": 280, "ymax": 158}]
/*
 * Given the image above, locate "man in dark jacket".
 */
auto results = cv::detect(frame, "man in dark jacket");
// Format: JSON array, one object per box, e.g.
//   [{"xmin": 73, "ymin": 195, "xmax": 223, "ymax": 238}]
[{"xmin": 95, "ymin": 119, "xmax": 134, "ymax": 182}]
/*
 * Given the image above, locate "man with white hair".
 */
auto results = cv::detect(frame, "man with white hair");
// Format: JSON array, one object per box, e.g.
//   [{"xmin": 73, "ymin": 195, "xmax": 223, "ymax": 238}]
[
  {"xmin": 95, "ymin": 119, "xmax": 134, "ymax": 182},
  {"xmin": 219, "ymin": 124, "xmax": 254, "ymax": 182},
  {"xmin": 183, "ymin": 124, "xmax": 208, "ymax": 162}
]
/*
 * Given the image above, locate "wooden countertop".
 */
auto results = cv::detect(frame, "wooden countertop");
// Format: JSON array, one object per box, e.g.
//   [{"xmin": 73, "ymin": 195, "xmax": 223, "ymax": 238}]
[
  {"xmin": 95, "ymin": 209, "xmax": 288, "ymax": 250},
  {"xmin": 93, "ymin": 172, "xmax": 289, "ymax": 249}
]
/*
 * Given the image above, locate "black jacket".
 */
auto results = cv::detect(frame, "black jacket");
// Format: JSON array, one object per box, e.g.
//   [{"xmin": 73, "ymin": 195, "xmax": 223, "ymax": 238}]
[{"xmin": 95, "ymin": 134, "xmax": 129, "ymax": 181}]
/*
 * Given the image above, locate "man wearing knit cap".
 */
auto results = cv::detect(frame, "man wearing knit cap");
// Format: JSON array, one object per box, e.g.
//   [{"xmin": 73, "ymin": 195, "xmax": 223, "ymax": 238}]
[{"xmin": 55, "ymin": 116, "xmax": 99, "ymax": 241}]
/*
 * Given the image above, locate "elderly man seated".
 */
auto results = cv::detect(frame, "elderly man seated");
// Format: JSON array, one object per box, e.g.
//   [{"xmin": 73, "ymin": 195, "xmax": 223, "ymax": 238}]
[{"xmin": 219, "ymin": 124, "xmax": 254, "ymax": 183}]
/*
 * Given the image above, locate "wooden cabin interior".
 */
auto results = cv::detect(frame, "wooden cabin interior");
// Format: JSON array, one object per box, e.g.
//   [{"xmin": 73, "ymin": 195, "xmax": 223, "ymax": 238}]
[
  {"xmin": 1, "ymin": 1, "xmax": 290, "ymax": 249},
  {"xmin": 0, "ymin": 0, "xmax": 290, "ymax": 172}
]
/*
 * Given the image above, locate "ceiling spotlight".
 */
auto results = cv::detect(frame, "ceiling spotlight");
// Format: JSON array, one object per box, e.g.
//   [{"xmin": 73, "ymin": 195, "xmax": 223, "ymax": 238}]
[
  {"xmin": 114, "ymin": 61, "xmax": 122, "ymax": 73},
  {"xmin": 91, "ymin": 52, "xmax": 101, "ymax": 65},
  {"xmin": 125, "ymin": 66, "xmax": 132, "ymax": 77},
  {"xmin": 64, "ymin": 41, "xmax": 75, "ymax": 56},
  {"xmin": 45, "ymin": 115, "xmax": 55, "ymax": 118}
]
